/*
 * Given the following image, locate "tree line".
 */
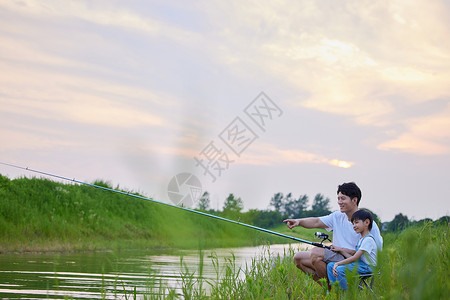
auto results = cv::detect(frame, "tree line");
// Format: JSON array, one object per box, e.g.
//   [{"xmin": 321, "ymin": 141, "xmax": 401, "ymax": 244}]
[
  {"xmin": 195, "ymin": 191, "xmax": 332, "ymax": 229},
  {"xmin": 194, "ymin": 191, "xmax": 448, "ymax": 232},
  {"xmin": 383, "ymin": 213, "xmax": 449, "ymax": 232}
]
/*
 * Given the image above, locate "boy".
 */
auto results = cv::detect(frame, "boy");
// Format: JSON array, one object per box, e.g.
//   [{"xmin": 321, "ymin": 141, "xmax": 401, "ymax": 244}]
[{"xmin": 326, "ymin": 209, "xmax": 378, "ymax": 290}]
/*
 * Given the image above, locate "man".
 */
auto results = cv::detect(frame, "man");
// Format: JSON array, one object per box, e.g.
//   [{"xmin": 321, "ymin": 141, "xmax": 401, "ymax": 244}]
[{"xmin": 283, "ymin": 182, "xmax": 383, "ymax": 284}]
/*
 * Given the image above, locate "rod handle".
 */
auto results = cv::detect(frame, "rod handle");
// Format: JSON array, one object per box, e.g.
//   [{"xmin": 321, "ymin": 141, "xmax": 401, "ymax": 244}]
[{"xmin": 311, "ymin": 242, "xmax": 331, "ymax": 250}]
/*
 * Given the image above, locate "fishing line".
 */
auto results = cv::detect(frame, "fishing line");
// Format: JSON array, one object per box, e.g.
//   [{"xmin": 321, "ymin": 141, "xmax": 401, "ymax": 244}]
[{"xmin": 0, "ymin": 161, "xmax": 330, "ymax": 249}]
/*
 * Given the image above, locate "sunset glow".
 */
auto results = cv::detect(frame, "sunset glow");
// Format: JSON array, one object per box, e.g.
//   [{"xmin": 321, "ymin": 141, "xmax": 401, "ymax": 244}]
[{"xmin": 1, "ymin": 0, "xmax": 449, "ymax": 220}]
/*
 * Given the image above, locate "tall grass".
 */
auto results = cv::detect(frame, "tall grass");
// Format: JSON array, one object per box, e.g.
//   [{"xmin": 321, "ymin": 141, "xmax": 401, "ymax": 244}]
[
  {"xmin": 375, "ymin": 222, "xmax": 449, "ymax": 299},
  {"xmin": 113, "ymin": 222, "xmax": 449, "ymax": 299},
  {"xmin": 2, "ymin": 174, "xmax": 448, "ymax": 299},
  {"xmin": 0, "ymin": 174, "xmax": 307, "ymax": 253}
]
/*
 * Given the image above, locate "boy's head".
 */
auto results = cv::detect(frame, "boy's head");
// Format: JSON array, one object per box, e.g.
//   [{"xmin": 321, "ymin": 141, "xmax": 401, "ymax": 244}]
[
  {"xmin": 337, "ymin": 182, "xmax": 362, "ymax": 206},
  {"xmin": 351, "ymin": 209, "xmax": 373, "ymax": 230}
]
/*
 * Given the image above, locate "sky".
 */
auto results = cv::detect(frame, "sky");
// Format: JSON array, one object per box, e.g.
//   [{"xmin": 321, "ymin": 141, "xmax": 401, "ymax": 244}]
[{"xmin": 1, "ymin": 0, "xmax": 449, "ymax": 222}]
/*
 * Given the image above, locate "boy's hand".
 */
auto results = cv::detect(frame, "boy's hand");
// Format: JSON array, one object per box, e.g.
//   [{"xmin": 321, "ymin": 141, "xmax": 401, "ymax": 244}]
[{"xmin": 332, "ymin": 263, "xmax": 340, "ymax": 277}]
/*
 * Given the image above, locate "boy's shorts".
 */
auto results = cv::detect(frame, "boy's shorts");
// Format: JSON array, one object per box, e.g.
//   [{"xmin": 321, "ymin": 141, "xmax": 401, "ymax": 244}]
[{"xmin": 323, "ymin": 249, "xmax": 345, "ymax": 263}]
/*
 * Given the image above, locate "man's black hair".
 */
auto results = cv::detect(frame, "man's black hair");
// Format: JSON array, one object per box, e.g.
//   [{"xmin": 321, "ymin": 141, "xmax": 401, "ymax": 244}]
[
  {"xmin": 351, "ymin": 209, "xmax": 373, "ymax": 230},
  {"xmin": 337, "ymin": 182, "xmax": 362, "ymax": 206}
]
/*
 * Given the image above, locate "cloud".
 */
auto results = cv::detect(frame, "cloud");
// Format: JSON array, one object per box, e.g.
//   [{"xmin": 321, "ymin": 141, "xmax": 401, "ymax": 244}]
[
  {"xmin": 130, "ymin": 139, "xmax": 355, "ymax": 169},
  {"xmin": 0, "ymin": 128, "xmax": 77, "ymax": 151},
  {"xmin": 0, "ymin": 0, "xmax": 200, "ymax": 43},
  {"xmin": 329, "ymin": 159, "xmax": 353, "ymax": 169},
  {"xmin": 378, "ymin": 134, "xmax": 448, "ymax": 155},
  {"xmin": 0, "ymin": 62, "xmax": 167, "ymax": 129},
  {"xmin": 378, "ymin": 104, "xmax": 450, "ymax": 155},
  {"xmin": 198, "ymin": 0, "xmax": 450, "ymax": 156},
  {"xmin": 0, "ymin": 32, "xmax": 175, "ymax": 130},
  {"xmin": 235, "ymin": 143, "xmax": 355, "ymax": 168}
]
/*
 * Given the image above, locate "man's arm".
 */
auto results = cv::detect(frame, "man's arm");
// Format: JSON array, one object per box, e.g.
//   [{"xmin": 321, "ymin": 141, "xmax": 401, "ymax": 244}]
[
  {"xmin": 330, "ymin": 246, "xmax": 356, "ymax": 258},
  {"xmin": 283, "ymin": 217, "xmax": 327, "ymax": 229}
]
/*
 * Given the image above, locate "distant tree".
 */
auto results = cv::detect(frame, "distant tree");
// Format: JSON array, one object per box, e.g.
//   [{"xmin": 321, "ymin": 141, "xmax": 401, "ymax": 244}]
[
  {"xmin": 222, "ymin": 193, "xmax": 244, "ymax": 221},
  {"xmin": 414, "ymin": 218, "xmax": 433, "ymax": 227},
  {"xmin": 283, "ymin": 194, "xmax": 309, "ymax": 218},
  {"xmin": 381, "ymin": 222, "xmax": 389, "ymax": 232},
  {"xmin": 223, "ymin": 193, "xmax": 244, "ymax": 213},
  {"xmin": 197, "ymin": 191, "xmax": 210, "ymax": 211},
  {"xmin": 387, "ymin": 213, "xmax": 410, "ymax": 232},
  {"xmin": 311, "ymin": 193, "xmax": 330, "ymax": 215},
  {"xmin": 283, "ymin": 192, "xmax": 294, "ymax": 218},
  {"xmin": 434, "ymin": 215, "xmax": 449, "ymax": 226},
  {"xmin": 269, "ymin": 192, "xmax": 284, "ymax": 213},
  {"xmin": 296, "ymin": 194, "xmax": 309, "ymax": 217},
  {"xmin": 241, "ymin": 209, "xmax": 284, "ymax": 228}
]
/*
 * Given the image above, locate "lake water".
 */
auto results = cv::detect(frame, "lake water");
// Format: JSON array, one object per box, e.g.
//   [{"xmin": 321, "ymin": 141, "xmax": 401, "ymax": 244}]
[{"xmin": 0, "ymin": 244, "xmax": 307, "ymax": 299}]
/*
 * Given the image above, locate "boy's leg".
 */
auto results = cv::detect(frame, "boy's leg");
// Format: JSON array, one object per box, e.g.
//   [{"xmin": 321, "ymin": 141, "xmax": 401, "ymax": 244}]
[
  {"xmin": 327, "ymin": 262, "xmax": 337, "ymax": 285},
  {"xmin": 320, "ymin": 248, "xmax": 345, "ymax": 287},
  {"xmin": 335, "ymin": 262, "xmax": 356, "ymax": 290},
  {"xmin": 335, "ymin": 265, "xmax": 349, "ymax": 290},
  {"xmin": 356, "ymin": 261, "xmax": 372, "ymax": 275}
]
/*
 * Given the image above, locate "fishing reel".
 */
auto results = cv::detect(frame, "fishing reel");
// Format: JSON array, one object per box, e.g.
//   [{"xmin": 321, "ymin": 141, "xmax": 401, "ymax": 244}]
[{"xmin": 315, "ymin": 232, "xmax": 331, "ymax": 246}]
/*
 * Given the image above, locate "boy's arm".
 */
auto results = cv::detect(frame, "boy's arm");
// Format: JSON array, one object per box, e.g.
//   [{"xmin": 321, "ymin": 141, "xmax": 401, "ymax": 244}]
[
  {"xmin": 334, "ymin": 249, "xmax": 364, "ymax": 267},
  {"xmin": 332, "ymin": 249, "xmax": 365, "ymax": 276}
]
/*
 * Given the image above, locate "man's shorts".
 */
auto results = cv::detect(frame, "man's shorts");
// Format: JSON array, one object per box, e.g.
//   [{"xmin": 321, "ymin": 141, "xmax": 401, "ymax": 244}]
[{"xmin": 323, "ymin": 248, "xmax": 345, "ymax": 263}]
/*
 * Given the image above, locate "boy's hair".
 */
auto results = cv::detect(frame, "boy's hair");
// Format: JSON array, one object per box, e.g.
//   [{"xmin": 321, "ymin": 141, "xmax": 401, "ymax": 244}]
[
  {"xmin": 351, "ymin": 209, "xmax": 373, "ymax": 230},
  {"xmin": 337, "ymin": 182, "xmax": 362, "ymax": 206}
]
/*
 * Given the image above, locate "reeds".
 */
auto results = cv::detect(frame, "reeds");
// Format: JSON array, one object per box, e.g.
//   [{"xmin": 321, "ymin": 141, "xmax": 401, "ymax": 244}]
[
  {"xmin": 115, "ymin": 222, "xmax": 449, "ymax": 299},
  {"xmin": 1, "ymin": 174, "xmax": 448, "ymax": 299}
]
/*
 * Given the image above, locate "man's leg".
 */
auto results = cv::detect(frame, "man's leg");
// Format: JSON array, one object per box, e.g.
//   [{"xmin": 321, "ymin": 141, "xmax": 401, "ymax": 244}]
[
  {"xmin": 293, "ymin": 248, "xmax": 326, "ymax": 283},
  {"xmin": 310, "ymin": 247, "xmax": 327, "ymax": 279},
  {"xmin": 293, "ymin": 251, "xmax": 317, "ymax": 278}
]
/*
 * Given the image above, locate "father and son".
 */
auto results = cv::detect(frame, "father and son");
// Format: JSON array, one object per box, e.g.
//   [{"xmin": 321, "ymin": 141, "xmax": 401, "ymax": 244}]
[{"xmin": 283, "ymin": 182, "xmax": 383, "ymax": 290}]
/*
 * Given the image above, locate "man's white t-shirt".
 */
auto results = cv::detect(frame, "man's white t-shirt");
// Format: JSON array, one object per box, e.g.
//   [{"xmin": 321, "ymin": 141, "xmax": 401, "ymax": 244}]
[
  {"xmin": 358, "ymin": 235, "xmax": 378, "ymax": 266},
  {"xmin": 319, "ymin": 211, "xmax": 383, "ymax": 250}
]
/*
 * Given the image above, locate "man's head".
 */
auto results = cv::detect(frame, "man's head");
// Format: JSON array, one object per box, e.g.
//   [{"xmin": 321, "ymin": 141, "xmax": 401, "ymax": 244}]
[
  {"xmin": 351, "ymin": 209, "xmax": 373, "ymax": 231},
  {"xmin": 337, "ymin": 182, "xmax": 362, "ymax": 206}
]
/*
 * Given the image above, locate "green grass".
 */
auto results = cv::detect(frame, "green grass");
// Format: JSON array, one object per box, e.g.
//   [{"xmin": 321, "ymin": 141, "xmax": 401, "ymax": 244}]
[
  {"xmin": 2, "ymin": 174, "xmax": 448, "ymax": 299},
  {"xmin": 113, "ymin": 222, "xmax": 449, "ymax": 299},
  {"xmin": 375, "ymin": 222, "xmax": 449, "ymax": 299},
  {"xmin": 0, "ymin": 174, "xmax": 315, "ymax": 253}
]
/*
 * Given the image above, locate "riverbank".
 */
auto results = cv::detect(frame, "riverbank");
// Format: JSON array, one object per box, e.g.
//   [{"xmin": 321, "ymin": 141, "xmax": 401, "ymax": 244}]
[
  {"xmin": 1, "ymin": 223, "xmax": 448, "ymax": 299},
  {"xmin": 118, "ymin": 223, "xmax": 449, "ymax": 299},
  {"xmin": 0, "ymin": 175, "xmax": 318, "ymax": 254}
]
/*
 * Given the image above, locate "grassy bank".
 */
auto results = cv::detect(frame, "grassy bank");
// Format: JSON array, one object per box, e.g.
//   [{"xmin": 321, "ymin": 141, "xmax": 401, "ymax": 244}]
[
  {"xmin": 2, "ymin": 174, "xmax": 448, "ymax": 298},
  {"xmin": 0, "ymin": 175, "xmax": 315, "ymax": 253},
  {"xmin": 114, "ymin": 222, "xmax": 449, "ymax": 299}
]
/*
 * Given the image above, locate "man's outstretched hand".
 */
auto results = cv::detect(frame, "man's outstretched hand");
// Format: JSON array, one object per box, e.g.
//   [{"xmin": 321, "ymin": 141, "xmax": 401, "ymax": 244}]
[{"xmin": 283, "ymin": 219, "xmax": 300, "ymax": 229}]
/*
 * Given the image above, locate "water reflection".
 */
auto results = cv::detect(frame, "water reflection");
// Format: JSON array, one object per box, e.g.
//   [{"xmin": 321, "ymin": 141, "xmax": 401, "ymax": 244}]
[{"xmin": 0, "ymin": 244, "xmax": 306, "ymax": 299}]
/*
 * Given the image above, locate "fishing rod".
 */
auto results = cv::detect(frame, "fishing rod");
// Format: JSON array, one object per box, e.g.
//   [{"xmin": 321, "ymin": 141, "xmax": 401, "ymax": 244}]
[{"xmin": 0, "ymin": 162, "xmax": 331, "ymax": 249}]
